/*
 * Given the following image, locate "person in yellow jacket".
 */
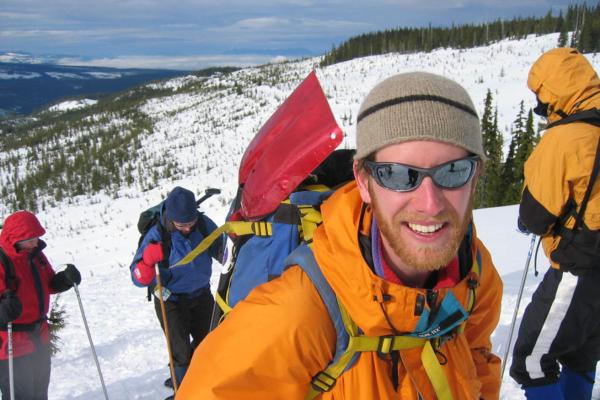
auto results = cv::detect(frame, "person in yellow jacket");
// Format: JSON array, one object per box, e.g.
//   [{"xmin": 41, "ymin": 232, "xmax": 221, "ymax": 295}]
[
  {"xmin": 510, "ymin": 48, "xmax": 600, "ymax": 399},
  {"xmin": 177, "ymin": 71, "xmax": 503, "ymax": 399}
]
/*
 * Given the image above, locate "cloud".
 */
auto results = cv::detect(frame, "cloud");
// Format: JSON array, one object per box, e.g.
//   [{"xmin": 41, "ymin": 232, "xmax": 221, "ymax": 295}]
[
  {"xmin": 0, "ymin": 11, "xmax": 46, "ymax": 19},
  {"xmin": 381, "ymin": 0, "xmax": 547, "ymax": 6},
  {"xmin": 215, "ymin": 16, "xmax": 370, "ymax": 35},
  {"xmin": 56, "ymin": 54, "xmax": 291, "ymax": 70},
  {"xmin": 233, "ymin": 17, "xmax": 285, "ymax": 30}
]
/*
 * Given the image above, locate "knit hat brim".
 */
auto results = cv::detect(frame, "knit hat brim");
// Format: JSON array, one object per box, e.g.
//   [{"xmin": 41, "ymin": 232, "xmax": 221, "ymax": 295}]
[{"xmin": 355, "ymin": 72, "xmax": 484, "ymax": 160}]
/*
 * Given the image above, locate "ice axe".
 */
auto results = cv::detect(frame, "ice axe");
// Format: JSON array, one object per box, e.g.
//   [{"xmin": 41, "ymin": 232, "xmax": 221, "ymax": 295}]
[{"xmin": 195, "ymin": 188, "xmax": 221, "ymax": 206}]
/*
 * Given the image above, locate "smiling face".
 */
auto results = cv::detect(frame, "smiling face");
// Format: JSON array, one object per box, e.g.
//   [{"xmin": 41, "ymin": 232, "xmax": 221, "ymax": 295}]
[{"xmin": 355, "ymin": 140, "xmax": 478, "ymax": 274}]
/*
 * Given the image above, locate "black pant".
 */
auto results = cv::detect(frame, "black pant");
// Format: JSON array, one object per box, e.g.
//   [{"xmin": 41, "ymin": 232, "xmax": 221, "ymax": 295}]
[
  {"xmin": 510, "ymin": 268, "xmax": 600, "ymax": 387},
  {"xmin": 154, "ymin": 288, "xmax": 214, "ymax": 380},
  {"xmin": 0, "ymin": 341, "xmax": 51, "ymax": 400}
]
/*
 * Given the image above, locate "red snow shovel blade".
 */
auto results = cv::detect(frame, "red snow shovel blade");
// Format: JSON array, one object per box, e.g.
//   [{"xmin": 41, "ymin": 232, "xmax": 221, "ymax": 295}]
[{"xmin": 238, "ymin": 71, "xmax": 343, "ymax": 220}]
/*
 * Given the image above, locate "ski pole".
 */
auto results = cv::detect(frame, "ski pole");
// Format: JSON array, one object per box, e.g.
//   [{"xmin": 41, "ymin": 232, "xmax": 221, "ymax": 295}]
[
  {"xmin": 73, "ymin": 282, "xmax": 109, "ymax": 400},
  {"xmin": 8, "ymin": 322, "xmax": 14, "ymax": 400},
  {"xmin": 155, "ymin": 265, "xmax": 178, "ymax": 394},
  {"xmin": 501, "ymin": 234, "xmax": 537, "ymax": 380}
]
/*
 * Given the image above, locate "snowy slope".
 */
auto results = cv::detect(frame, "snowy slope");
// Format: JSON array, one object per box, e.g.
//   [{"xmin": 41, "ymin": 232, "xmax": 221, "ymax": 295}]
[{"xmin": 9, "ymin": 33, "xmax": 600, "ymax": 399}]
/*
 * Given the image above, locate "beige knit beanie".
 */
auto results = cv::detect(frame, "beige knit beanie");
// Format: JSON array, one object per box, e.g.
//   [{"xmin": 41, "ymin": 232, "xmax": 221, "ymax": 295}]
[{"xmin": 355, "ymin": 72, "xmax": 484, "ymax": 160}]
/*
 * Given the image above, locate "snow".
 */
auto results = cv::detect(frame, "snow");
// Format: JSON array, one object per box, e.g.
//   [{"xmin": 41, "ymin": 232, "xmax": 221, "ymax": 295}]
[
  {"xmin": 4, "ymin": 33, "xmax": 600, "ymax": 399},
  {"xmin": 48, "ymin": 99, "xmax": 98, "ymax": 112}
]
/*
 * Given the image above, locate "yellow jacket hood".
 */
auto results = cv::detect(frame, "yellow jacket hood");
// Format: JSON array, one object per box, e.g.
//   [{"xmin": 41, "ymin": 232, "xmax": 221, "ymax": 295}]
[{"xmin": 528, "ymin": 48, "xmax": 600, "ymax": 123}]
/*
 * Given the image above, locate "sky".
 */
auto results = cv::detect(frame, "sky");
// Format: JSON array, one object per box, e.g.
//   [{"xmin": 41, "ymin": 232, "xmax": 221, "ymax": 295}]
[{"xmin": 0, "ymin": 0, "xmax": 592, "ymax": 70}]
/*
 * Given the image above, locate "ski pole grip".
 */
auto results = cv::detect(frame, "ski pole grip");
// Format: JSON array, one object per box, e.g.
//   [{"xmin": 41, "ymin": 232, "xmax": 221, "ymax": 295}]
[{"xmin": 196, "ymin": 188, "xmax": 221, "ymax": 205}]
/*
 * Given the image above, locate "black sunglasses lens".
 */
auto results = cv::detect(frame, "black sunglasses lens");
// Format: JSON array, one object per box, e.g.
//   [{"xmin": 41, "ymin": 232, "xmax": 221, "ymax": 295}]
[
  {"xmin": 369, "ymin": 158, "xmax": 476, "ymax": 192},
  {"xmin": 432, "ymin": 159, "xmax": 474, "ymax": 188},
  {"xmin": 375, "ymin": 164, "xmax": 421, "ymax": 191}
]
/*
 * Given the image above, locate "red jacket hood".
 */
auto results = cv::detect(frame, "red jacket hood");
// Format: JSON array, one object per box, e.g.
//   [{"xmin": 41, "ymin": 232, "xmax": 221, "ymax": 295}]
[{"xmin": 0, "ymin": 211, "xmax": 46, "ymax": 257}]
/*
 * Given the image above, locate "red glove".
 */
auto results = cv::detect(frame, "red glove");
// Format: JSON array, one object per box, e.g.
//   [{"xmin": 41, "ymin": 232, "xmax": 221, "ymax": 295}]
[
  {"xmin": 133, "ymin": 243, "xmax": 164, "ymax": 286},
  {"xmin": 134, "ymin": 261, "xmax": 155, "ymax": 285},
  {"xmin": 143, "ymin": 242, "xmax": 164, "ymax": 266}
]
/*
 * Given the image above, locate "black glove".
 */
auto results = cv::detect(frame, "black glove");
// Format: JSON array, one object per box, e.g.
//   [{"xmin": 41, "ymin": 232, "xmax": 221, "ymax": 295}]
[
  {"xmin": 517, "ymin": 217, "xmax": 531, "ymax": 235},
  {"xmin": 51, "ymin": 264, "xmax": 82, "ymax": 292},
  {"xmin": 64, "ymin": 264, "xmax": 82, "ymax": 285},
  {"xmin": 0, "ymin": 291, "xmax": 22, "ymax": 324}
]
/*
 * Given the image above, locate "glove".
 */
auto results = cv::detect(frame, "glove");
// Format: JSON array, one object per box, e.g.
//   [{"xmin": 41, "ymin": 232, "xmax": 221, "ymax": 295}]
[
  {"xmin": 63, "ymin": 264, "xmax": 82, "ymax": 285},
  {"xmin": 143, "ymin": 242, "xmax": 165, "ymax": 266},
  {"xmin": 517, "ymin": 217, "xmax": 531, "ymax": 235},
  {"xmin": 0, "ymin": 291, "xmax": 22, "ymax": 324}
]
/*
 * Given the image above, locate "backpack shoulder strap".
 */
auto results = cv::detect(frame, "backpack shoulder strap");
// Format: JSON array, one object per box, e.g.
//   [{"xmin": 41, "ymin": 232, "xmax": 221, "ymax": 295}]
[
  {"xmin": 286, "ymin": 244, "xmax": 461, "ymax": 400},
  {"xmin": 546, "ymin": 108, "xmax": 600, "ymax": 129},
  {"xmin": 196, "ymin": 213, "xmax": 210, "ymax": 238},
  {"xmin": 555, "ymin": 136, "xmax": 600, "ymax": 236},
  {"xmin": 156, "ymin": 215, "xmax": 172, "ymax": 262},
  {"xmin": 0, "ymin": 247, "xmax": 16, "ymax": 291},
  {"xmin": 284, "ymin": 244, "xmax": 357, "ymax": 394}
]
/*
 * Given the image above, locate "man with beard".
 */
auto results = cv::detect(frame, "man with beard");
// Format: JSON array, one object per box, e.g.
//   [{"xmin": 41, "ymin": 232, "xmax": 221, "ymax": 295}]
[
  {"xmin": 510, "ymin": 48, "xmax": 600, "ymax": 399},
  {"xmin": 177, "ymin": 72, "xmax": 503, "ymax": 399}
]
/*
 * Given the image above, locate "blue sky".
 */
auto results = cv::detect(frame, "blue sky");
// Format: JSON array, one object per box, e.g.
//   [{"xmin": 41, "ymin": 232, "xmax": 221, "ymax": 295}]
[{"xmin": 0, "ymin": 0, "xmax": 591, "ymax": 70}]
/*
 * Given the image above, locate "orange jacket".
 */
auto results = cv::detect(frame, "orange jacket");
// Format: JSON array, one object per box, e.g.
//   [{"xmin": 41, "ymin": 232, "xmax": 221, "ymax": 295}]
[
  {"xmin": 177, "ymin": 182, "xmax": 502, "ymax": 399},
  {"xmin": 520, "ymin": 48, "xmax": 600, "ymax": 269}
]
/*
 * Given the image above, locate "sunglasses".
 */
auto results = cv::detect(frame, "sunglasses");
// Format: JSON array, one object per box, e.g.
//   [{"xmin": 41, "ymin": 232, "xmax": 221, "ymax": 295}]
[{"xmin": 365, "ymin": 156, "xmax": 479, "ymax": 192}]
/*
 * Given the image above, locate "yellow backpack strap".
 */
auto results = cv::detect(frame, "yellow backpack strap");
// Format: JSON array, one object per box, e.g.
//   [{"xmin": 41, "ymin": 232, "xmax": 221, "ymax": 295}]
[
  {"xmin": 298, "ymin": 206, "xmax": 323, "ymax": 244},
  {"xmin": 172, "ymin": 220, "xmax": 272, "ymax": 267},
  {"xmin": 215, "ymin": 291, "xmax": 233, "ymax": 317},
  {"xmin": 306, "ymin": 298, "xmax": 437, "ymax": 399},
  {"xmin": 287, "ymin": 244, "xmax": 456, "ymax": 400},
  {"xmin": 291, "ymin": 185, "xmax": 329, "ymax": 244},
  {"xmin": 301, "ymin": 255, "xmax": 453, "ymax": 400},
  {"xmin": 421, "ymin": 341, "xmax": 453, "ymax": 400}
]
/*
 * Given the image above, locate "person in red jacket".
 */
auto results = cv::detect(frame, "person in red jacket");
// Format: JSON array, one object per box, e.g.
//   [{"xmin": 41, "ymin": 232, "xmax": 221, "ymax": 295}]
[{"xmin": 0, "ymin": 211, "xmax": 81, "ymax": 400}]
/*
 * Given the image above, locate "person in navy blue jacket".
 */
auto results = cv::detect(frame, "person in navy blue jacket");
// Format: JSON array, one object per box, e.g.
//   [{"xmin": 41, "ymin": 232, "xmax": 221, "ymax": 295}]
[{"xmin": 130, "ymin": 186, "xmax": 225, "ymax": 393}]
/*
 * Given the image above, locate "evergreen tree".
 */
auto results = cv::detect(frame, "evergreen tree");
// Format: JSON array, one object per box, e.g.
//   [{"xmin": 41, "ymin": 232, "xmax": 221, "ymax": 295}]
[
  {"xmin": 500, "ymin": 132, "xmax": 518, "ymax": 205},
  {"xmin": 578, "ymin": 4, "xmax": 600, "ymax": 52},
  {"xmin": 557, "ymin": 10, "xmax": 569, "ymax": 48},
  {"xmin": 476, "ymin": 89, "xmax": 504, "ymax": 208},
  {"xmin": 502, "ymin": 101, "xmax": 526, "ymax": 204},
  {"xmin": 48, "ymin": 295, "xmax": 67, "ymax": 355},
  {"xmin": 501, "ymin": 104, "xmax": 538, "ymax": 205}
]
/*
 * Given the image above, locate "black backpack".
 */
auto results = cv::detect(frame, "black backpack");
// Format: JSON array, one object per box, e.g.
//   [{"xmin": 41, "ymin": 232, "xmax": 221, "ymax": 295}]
[
  {"xmin": 546, "ymin": 109, "xmax": 600, "ymax": 273},
  {"xmin": 0, "ymin": 247, "xmax": 17, "ymax": 292}
]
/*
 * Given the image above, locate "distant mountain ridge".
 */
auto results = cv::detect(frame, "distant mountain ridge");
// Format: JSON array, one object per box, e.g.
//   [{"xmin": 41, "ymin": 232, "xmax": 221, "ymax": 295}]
[{"xmin": 0, "ymin": 57, "xmax": 187, "ymax": 116}]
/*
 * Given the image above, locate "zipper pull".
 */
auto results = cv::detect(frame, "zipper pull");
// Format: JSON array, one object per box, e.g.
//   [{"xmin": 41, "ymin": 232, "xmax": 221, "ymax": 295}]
[{"xmin": 426, "ymin": 289, "xmax": 439, "ymax": 322}]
